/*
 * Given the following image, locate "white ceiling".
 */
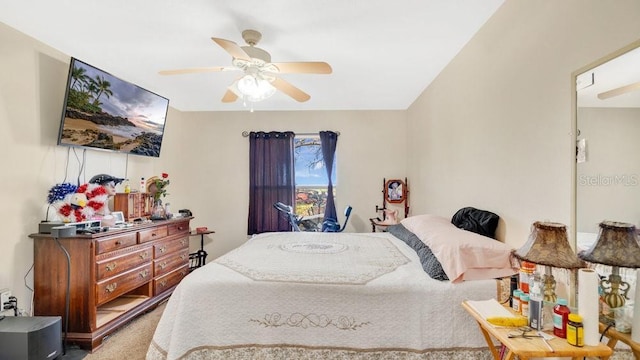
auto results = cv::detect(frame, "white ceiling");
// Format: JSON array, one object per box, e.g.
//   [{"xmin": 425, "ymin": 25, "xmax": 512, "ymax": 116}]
[{"xmin": 0, "ymin": 0, "xmax": 505, "ymax": 112}]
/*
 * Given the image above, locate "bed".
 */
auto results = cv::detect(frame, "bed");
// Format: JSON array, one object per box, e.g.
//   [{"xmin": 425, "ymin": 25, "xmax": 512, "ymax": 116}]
[{"xmin": 147, "ymin": 214, "xmax": 517, "ymax": 360}]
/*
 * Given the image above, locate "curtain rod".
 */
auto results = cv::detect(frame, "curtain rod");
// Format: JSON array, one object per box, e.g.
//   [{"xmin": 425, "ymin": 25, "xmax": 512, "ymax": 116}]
[{"xmin": 242, "ymin": 131, "xmax": 340, "ymax": 137}]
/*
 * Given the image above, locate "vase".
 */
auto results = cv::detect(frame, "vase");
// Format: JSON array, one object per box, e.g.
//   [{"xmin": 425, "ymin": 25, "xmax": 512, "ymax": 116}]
[{"xmin": 150, "ymin": 198, "xmax": 167, "ymax": 220}]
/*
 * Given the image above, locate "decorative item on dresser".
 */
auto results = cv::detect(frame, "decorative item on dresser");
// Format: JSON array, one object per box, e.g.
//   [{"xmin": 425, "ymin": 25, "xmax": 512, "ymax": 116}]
[
  {"xmin": 113, "ymin": 192, "xmax": 153, "ymax": 222},
  {"xmin": 30, "ymin": 217, "xmax": 192, "ymax": 352}
]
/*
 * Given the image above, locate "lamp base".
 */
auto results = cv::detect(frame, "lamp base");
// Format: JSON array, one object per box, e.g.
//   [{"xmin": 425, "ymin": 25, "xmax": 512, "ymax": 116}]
[{"xmin": 600, "ymin": 270, "xmax": 630, "ymax": 310}]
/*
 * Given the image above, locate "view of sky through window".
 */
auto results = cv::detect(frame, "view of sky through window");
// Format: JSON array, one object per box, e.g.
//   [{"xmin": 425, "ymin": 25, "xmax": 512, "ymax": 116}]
[{"xmin": 294, "ymin": 137, "xmax": 336, "ymax": 186}]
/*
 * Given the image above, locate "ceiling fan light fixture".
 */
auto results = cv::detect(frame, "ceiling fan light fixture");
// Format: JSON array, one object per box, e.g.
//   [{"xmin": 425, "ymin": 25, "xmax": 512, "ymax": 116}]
[{"xmin": 237, "ymin": 74, "xmax": 276, "ymax": 102}]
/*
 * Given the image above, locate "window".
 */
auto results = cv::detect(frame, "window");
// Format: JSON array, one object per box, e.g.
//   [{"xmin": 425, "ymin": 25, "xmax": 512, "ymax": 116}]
[{"xmin": 294, "ymin": 136, "xmax": 336, "ymax": 231}]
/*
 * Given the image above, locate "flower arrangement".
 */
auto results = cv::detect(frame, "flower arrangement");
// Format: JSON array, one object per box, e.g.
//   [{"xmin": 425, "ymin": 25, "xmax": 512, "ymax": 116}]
[{"xmin": 152, "ymin": 173, "xmax": 170, "ymax": 202}]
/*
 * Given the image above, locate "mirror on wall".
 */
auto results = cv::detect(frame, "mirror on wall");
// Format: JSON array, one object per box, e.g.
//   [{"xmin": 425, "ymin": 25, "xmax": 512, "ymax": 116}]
[{"xmin": 575, "ymin": 40, "xmax": 640, "ymax": 253}]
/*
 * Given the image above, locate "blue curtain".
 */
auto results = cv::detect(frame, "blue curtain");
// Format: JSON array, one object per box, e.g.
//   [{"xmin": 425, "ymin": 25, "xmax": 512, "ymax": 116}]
[
  {"xmin": 247, "ymin": 131, "xmax": 295, "ymax": 234},
  {"xmin": 320, "ymin": 131, "xmax": 338, "ymax": 228}
]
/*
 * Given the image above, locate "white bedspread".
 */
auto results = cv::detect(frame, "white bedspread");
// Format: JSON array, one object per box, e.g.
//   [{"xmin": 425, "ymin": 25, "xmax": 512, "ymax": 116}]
[{"xmin": 147, "ymin": 232, "xmax": 498, "ymax": 360}]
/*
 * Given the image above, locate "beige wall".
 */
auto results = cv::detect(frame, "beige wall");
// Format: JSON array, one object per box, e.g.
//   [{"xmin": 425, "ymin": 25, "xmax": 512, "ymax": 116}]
[
  {"xmin": 0, "ymin": 22, "xmax": 407, "ymax": 314},
  {"xmin": 577, "ymin": 108, "xmax": 640, "ymax": 233},
  {"xmin": 407, "ymin": 0, "xmax": 640, "ymax": 247}
]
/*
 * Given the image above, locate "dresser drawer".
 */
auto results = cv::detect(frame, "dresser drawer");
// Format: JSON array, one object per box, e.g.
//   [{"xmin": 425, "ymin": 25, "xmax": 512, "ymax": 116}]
[
  {"xmin": 154, "ymin": 248, "xmax": 189, "ymax": 277},
  {"xmin": 138, "ymin": 226, "xmax": 168, "ymax": 243},
  {"xmin": 96, "ymin": 263, "xmax": 153, "ymax": 305},
  {"xmin": 154, "ymin": 264, "xmax": 189, "ymax": 296},
  {"xmin": 153, "ymin": 236, "xmax": 188, "ymax": 258},
  {"xmin": 167, "ymin": 220, "xmax": 190, "ymax": 235},
  {"xmin": 95, "ymin": 233, "xmax": 138, "ymax": 255},
  {"xmin": 96, "ymin": 246, "xmax": 152, "ymax": 281}
]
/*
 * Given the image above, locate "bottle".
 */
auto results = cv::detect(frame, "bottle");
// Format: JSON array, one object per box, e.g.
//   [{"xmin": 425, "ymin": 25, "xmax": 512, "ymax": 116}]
[
  {"xmin": 509, "ymin": 274, "xmax": 518, "ymax": 308},
  {"xmin": 140, "ymin": 177, "xmax": 146, "ymax": 193},
  {"xmin": 519, "ymin": 261, "xmax": 535, "ymax": 293},
  {"xmin": 124, "ymin": 179, "xmax": 131, "ymax": 194},
  {"xmin": 566, "ymin": 313, "xmax": 584, "ymax": 347},
  {"xmin": 512, "ymin": 289, "xmax": 521, "ymax": 313},
  {"xmin": 528, "ymin": 271, "xmax": 543, "ymax": 330},
  {"xmin": 519, "ymin": 293, "xmax": 530, "ymax": 318},
  {"xmin": 553, "ymin": 298, "xmax": 571, "ymax": 338},
  {"xmin": 164, "ymin": 202, "xmax": 172, "ymax": 219}
]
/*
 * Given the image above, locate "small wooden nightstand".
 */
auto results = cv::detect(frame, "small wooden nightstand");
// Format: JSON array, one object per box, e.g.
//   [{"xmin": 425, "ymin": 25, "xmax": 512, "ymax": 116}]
[
  {"xmin": 599, "ymin": 322, "xmax": 640, "ymax": 359},
  {"xmin": 462, "ymin": 301, "xmax": 613, "ymax": 360}
]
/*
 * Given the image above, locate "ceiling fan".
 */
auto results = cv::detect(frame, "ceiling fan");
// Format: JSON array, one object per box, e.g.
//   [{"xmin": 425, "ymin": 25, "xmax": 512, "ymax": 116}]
[
  {"xmin": 159, "ymin": 29, "xmax": 332, "ymax": 103},
  {"xmin": 597, "ymin": 81, "xmax": 640, "ymax": 100}
]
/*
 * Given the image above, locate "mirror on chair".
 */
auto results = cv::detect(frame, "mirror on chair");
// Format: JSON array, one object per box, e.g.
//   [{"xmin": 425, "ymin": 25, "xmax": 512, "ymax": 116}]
[{"xmin": 574, "ymin": 40, "xmax": 640, "ymax": 253}]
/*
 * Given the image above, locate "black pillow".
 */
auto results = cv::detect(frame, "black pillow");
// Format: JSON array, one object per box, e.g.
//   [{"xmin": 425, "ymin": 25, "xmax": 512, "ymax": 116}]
[
  {"xmin": 451, "ymin": 207, "xmax": 499, "ymax": 239},
  {"xmin": 387, "ymin": 224, "xmax": 448, "ymax": 281}
]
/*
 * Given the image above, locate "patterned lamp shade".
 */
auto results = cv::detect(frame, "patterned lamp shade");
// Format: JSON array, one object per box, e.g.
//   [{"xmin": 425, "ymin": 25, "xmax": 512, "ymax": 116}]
[
  {"xmin": 578, "ymin": 221, "xmax": 640, "ymax": 268},
  {"xmin": 513, "ymin": 221, "xmax": 585, "ymax": 269}
]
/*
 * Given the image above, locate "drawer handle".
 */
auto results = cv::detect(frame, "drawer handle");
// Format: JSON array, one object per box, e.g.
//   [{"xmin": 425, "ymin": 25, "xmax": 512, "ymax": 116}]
[
  {"xmin": 178, "ymin": 226, "xmax": 185, "ymax": 230},
  {"xmin": 139, "ymin": 269, "xmax": 149, "ymax": 279},
  {"xmin": 159, "ymin": 280, "xmax": 168, "ymax": 288},
  {"xmin": 159, "ymin": 262, "xmax": 168, "ymax": 269},
  {"xmin": 105, "ymin": 263, "xmax": 117, "ymax": 272},
  {"xmin": 180, "ymin": 270, "xmax": 187, "ymax": 276},
  {"xmin": 180, "ymin": 254, "xmax": 187, "ymax": 260},
  {"xmin": 140, "ymin": 252, "xmax": 149, "ymax": 260},
  {"xmin": 180, "ymin": 239, "xmax": 186, "ymax": 246},
  {"xmin": 115, "ymin": 241, "xmax": 122, "ymax": 246},
  {"xmin": 159, "ymin": 246, "xmax": 167, "ymax": 253},
  {"xmin": 106, "ymin": 283, "xmax": 118, "ymax": 293},
  {"xmin": 151, "ymin": 232, "xmax": 157, "ymax": 237}
]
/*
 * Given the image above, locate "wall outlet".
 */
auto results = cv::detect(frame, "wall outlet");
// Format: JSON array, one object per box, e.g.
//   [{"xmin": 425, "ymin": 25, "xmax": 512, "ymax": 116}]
[{"xmin": 0, "ymin": 288, "xmax": 11, "ymax": 306}]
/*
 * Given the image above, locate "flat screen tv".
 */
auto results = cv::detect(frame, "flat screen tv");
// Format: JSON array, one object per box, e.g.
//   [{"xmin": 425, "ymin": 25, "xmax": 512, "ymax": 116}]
[{"xmin": 57, "ymin": 58, "xmax": 169, "ymax": 157}]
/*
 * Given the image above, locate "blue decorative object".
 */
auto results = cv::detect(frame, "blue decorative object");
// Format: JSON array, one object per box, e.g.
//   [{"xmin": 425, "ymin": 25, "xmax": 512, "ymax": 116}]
[{"xmin": 47, "ymin": 183, "xmax": 78, "ymax": 204}]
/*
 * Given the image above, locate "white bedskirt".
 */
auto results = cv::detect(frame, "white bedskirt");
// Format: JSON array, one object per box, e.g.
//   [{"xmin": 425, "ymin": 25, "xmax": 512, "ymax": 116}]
[{"xmin": 147, "ymin": 232, "xmax": 499, "ymax": 360}]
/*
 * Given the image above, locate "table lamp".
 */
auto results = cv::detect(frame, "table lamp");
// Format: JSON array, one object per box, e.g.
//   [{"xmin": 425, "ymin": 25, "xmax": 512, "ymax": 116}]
[
  {"xmin": 578, "ymin": 221, "xmax": 640, "ymax": 309},
  {"xmin": 513, "ymin": 221, "xmax": 585, "ymax": 302}
]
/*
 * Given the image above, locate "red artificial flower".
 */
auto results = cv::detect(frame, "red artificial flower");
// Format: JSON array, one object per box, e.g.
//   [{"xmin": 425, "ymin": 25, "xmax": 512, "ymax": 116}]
[{"xmin": 162, "ymin": 173, "xmax": 169, "ymax": 179}]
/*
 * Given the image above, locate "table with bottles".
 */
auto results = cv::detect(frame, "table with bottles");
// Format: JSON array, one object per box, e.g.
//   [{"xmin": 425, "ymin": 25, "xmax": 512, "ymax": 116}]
[{"xmin": 462, "ymin": 300, "xmax": 613, "ymax": 360}]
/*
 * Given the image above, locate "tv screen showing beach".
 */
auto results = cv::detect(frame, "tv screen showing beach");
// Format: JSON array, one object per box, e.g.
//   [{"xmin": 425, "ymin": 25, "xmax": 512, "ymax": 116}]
[{"xmin": 58, "ymin": 58, "xmax": 169, "ymax": 157}]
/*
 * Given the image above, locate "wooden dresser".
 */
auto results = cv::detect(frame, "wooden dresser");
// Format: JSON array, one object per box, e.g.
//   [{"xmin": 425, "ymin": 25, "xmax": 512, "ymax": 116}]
[{"xmin": 30, "ymin": 218, "xmax": 191, "ymax": 351}]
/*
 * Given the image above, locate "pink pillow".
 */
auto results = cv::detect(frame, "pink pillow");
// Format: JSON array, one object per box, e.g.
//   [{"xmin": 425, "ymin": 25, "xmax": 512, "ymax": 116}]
[{"xmin": 401, "ymin": 214, "xmax": 517, "ymax": 283}]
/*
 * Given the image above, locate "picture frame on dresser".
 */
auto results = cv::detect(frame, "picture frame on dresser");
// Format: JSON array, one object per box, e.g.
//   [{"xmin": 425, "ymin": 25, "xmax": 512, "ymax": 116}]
[{"xmin": 112, "ymin": 211, "xmax": 125, "ymax": 225}]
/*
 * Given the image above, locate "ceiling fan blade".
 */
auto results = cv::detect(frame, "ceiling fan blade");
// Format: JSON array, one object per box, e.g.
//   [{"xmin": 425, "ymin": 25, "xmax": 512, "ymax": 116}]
[
  {"xmin": 272, "ymin": 77, "xmax": 311, "ymax": 102},
  {"xmin": 598, "ymin": 81, "xmax": 640, "ymax": 100},
  {"xmin": 271, "ymin": 62, "xmax": 332, "ymax": 74},
  {"xmin": 221, "ymin": 89, "xmax": 238, "ymax": 103},
  {"xmin": 211, "ymin": 37, "xmax": 251, "ymax": 61},
  {"xmin": 158, "ymin": 66, "xmax": 233, "ymax": 75}
]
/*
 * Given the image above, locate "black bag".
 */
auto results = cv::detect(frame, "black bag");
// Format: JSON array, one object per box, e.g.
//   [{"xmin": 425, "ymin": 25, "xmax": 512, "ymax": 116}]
[{"xmin": 451, "ymin": 207, "xmax": 499, "ymax": 239}]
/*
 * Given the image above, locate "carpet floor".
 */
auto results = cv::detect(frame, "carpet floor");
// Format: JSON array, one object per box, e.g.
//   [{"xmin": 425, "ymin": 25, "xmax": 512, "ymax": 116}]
[{"xmin": 59, "ymin": 301, "xmax": 166, "ymax": 360}]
